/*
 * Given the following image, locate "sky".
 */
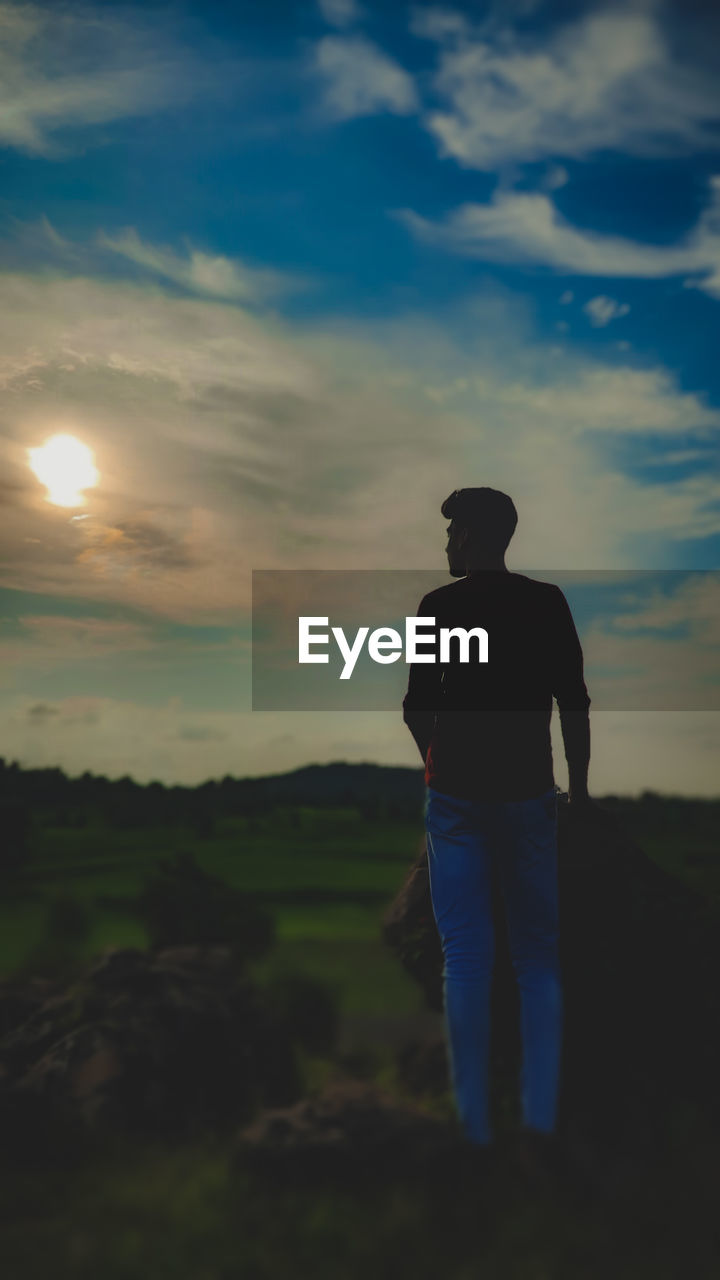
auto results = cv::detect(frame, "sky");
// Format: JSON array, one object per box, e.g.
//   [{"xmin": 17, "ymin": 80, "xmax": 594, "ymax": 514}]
[{"xmin": 1, "ymin": 0, "xmax": 719, "ymax": 794}]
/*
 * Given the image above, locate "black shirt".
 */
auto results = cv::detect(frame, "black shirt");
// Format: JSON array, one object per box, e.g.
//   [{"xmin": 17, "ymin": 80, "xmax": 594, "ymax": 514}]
[{"xmin": 402, "ymin": 570, "xmax": 591, "ymax": 802}]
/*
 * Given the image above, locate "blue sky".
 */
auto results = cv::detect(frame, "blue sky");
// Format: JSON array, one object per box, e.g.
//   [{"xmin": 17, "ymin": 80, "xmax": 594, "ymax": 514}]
[{"xmin": 0, "ymin": 0, "xmax": 719, "ymax": 791}]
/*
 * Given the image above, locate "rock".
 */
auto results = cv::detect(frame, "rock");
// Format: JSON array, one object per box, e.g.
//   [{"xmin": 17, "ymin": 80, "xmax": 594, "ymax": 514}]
[
  {"xmin": 234, "ymin": 1077, "xmax": 466, "ymax": 1185},
  {"xmin": 0, "ymin": 976, "xmax": 59, "ymax": 1039},
  {"xmin": 556, "ymin": 806, "xmax": 720, "ymax": 1156},
  {"xmin": 383, "ymin": 801, "xmax": 720, "ymax": 1159},
  {"xmin": 395, "ymin": 1037, "xmax": 449, "ymax": 1099},
  {"xmin": 381, "ymin": 845, "xmax": 444, "ymax": 1013},
  {"xmin": 0, "ymin": 945, "xmax": 303, "ymax": 1149}
]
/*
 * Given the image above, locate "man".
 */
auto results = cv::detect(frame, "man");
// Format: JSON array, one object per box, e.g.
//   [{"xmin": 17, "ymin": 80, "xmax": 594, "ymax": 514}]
[{"xmin": 402, "ymin": 487, "xmax": 591, "ymax": 1158}]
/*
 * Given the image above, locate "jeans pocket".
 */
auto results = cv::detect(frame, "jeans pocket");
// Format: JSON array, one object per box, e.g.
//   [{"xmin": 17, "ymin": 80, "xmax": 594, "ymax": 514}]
[
  {"xmin": 425, "ymin": 788, "xmax": 474, "ymax": 837},
  {"xmin": 541, "ymin": 788, "xmax": 558, "ymax": 823}
]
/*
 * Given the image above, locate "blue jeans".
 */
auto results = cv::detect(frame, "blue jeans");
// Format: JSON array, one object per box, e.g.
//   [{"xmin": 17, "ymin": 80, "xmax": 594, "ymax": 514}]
[{"xmin": 424, "ymin": 784, "xmax": 562, "ymax": 1146}]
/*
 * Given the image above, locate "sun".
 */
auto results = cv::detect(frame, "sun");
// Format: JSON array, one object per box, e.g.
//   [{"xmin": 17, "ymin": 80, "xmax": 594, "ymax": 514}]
[{"xmin": 28, "ymin": 434, "xmax": 99, "ymax": 508}]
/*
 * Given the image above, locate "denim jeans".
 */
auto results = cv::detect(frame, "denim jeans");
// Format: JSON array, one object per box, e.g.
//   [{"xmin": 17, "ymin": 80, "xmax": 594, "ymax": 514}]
[{"xmin": 424, "ymin": 784, "xmax": 562, "ymax": 1146}]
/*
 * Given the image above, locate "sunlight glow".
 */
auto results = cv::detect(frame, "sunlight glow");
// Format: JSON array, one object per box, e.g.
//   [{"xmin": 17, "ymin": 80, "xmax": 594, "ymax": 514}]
[{"xmin": 28, "ymin": 434, "xmax": 99, "ymax": 508}]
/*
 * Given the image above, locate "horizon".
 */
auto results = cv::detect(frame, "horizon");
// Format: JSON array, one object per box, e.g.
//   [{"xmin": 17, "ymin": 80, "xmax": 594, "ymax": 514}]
[{"xmin": 2, "ymin": 752, "xmax": 717, "ymax": 803}]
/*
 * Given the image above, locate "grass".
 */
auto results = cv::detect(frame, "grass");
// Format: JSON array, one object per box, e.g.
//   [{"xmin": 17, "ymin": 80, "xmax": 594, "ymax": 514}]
[
  {"xmin": 0, "ymin": 807, "xmax": 421, "ymax": 984},
  {"xmin": 249, "ymin": 936, "xmax": 428, "ymax": 1015},
  {"xmin": 2, "ymin": 1123, "xmax": 718, "ymax": 1280},
  {"xmin": 0, "ymin": 823, "xmax": 430, "ymax": 1057},
  {"xmin": 3, "ymin": 798, "xmax": 718, "ymax": 1003}
]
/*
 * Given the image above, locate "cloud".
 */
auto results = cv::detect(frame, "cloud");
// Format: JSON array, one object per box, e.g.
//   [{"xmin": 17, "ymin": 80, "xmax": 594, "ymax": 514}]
[
  {"xmin": 97, "ymin": 228, "xmax": 311, "ymax": 305},
  {"xmin": 26, "ymin": 696, "xmax": 101, "ymax": 727},
  {"xmin": 176, "ymin": 724, "xmax": 228, "ymax": 742},
  {"xmin": 449, "ymin": 364, "xmax": 720, "ymax": 436},
  {"xmin": 559, "ymin": 574, "xmax": 720, "ymax": 714},
  {"xmin": 0, "ymin": 247, "xmax": 719, "ymax": 633},
  {"xmin": 611, "ymin": 574, "xmax": 720, "ymax": 643},
  {"xmin": 1, "ymin": 691, "xmax": 719, "ymax": 795},
  {"xmin": 411, "ymin": 4, "xmax": 720, "ymax": 167},
  {"xmin": 409, "ymin": 8, "xmax": 470, "ymax": 43},
  {"xmin": 26, "ymin": 702, "xmax": 59, "ymax": 723},
  {"xmin": 0, "ymin": 695, "xmax": 415, "ymax": 785},
  {"xmin": 0, "ymin": 2, "xmax": 217, "ymax": 155},
  {"xmin": 0, "ymin": 615, "xmax": 156, "ymax": 670},
  {"xmin": 76, "ymin": 520, "xmax": 195, "ymax": 573},
  {"xmin": 317, "ymin": 0, "xmax": 363, "ymax": 28},
  {"xmin": 583, "ymin": 295, "xmax": 631, "ymax": 326},
  {"xmin": 312, "ymin": 35, "xmax": 418, "ymax": 120},
  {"xmin": 643, "ymin": 448, "xmax": 712, "ymax": 468},
  {"xmin": 396, "ymin": 176, "xmax": 720, "ymax": 296},
  {"xmin": 544, "ymin": 165, "xmax": 569, "ymax": 191},
  {"xmin": 19, "ymin": 615, "xmax": 154, "ymax": 651}
]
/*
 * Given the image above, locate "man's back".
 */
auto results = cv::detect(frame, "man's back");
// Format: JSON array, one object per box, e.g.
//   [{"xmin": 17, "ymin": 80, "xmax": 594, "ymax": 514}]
[{"xmin": 402, "ymin": 570, "xmax": 590, "ymax": 802}]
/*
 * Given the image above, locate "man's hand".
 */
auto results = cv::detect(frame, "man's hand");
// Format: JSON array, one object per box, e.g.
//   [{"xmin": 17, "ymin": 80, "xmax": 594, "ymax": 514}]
[
  {"xmin": 567, "ymin": 793, "xmax": 606, "ymax": 832},
  {"xmin": 568, "ymin": 790, "xmax": 596, "ymax": 816},
  {"xmin": 568, "ymin": 789, "xmax": 592, "ymax": 811}
]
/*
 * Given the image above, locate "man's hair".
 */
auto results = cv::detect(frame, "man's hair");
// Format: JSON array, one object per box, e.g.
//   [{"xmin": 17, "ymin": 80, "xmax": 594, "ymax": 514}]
[{"xmin": 441, "ymin": 487, "xmax": 518, "ymax": 551}]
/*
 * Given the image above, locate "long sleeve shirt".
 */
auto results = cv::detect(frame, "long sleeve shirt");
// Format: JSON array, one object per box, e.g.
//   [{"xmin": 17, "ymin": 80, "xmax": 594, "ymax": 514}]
[{"xmin": 402, "ymin": 570, "xmax": 590, "ymax": 802}]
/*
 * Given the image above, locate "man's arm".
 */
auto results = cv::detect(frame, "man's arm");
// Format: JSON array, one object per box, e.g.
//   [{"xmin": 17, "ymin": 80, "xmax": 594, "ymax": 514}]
[
  {"xmin": 550, "ymin": 587, "xmax": 591, "ymax": 804},
  {"xmin": 402, "ymin": 596, "xmax": 444, "ymax": 765},
  {"xmin": 560, "ymin": 709, "xmax": 591, "ymax": 803}
]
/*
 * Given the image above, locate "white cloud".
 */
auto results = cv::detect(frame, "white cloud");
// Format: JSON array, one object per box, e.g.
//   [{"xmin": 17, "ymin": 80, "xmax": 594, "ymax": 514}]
[
  {"xmin": 545, "ymin": 165, "xmax": 569, "ymax": 191},
  {"xmin": 413, "ymin": 4, "xmax": 720, "ymax": 167},
  {"xmin": 409, "ymin": 8, "xmax": 470, "ymax": 44},
  {"xmin": 397, "ymin": 176, "xmax": 720, "ymax": 297},
  {"xmin": 0, "ymin": 694, "xmax": 240, "ymax": 783},
  {"xmin": 643, "ymin": 447, "xmax": 709, "ymax": 467},
  {"xmin": 0, "ymin": 251, "xmax": 718, "ymax": 632},
  {"xmin": 456, "ymin": 364, "xmax": 720, "ymax": 437},
  {"xmin": 560, "ymin": 574, "xmax": 720, "ymax": 717},
  {"xmin": 560, "ymin": 290, "xmax": 574, "ymax": 304},
  {"xmin": 11, "ymin": 615, "xmax": 154, "ymax": 656},
  {"xmin": 584, "ymin": 295, "xmax": 631, "ymax": 326},
  {"xmin": 317, "ymin": 0, "xmax": 363, "ymax": 28},
  {"xmin": 97, "ymin": 228, "xmax": 310, "ymax": 305},
  {"xmin": 313, "ymin": 35, "xmax": 418, "ymax": 120},
  {"xmin": 611, "ymin": 574, "xmax": 720, "ymax": 643},
  {"xmin": 0, "ymin": 2, "xmax": 215, "ymax": 154}
]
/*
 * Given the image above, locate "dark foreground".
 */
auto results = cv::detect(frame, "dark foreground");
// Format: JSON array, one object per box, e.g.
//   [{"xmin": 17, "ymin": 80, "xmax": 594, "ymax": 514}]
[
  {"xmin": 1, "ymin": 766, "xmax": 719, "ymax": 1277},
  {"xmin": 2, "ymin": 1091, "xmax": 718, "ymax": 1280}
]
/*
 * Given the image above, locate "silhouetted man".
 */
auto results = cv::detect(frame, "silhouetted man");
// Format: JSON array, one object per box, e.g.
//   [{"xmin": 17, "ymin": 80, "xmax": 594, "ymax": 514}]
[{"xmin": 402, "ymin": 487, "xmax": 591, "ymax": 1155}]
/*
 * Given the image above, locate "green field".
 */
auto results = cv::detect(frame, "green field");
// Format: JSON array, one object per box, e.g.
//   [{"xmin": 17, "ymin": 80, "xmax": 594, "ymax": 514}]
[
  {"xmin": 1, "ymin": 806, "xmax": 434, "ymax": 1034},
  {"xmin": 4, "ymin": 796, "xmax": 719, "ymax": 1006}
]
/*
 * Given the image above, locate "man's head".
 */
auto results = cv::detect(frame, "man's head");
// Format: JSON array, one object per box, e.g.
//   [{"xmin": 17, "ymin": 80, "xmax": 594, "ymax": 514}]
[{"xmin": 441, "ymin": 487, "xmax": 518, "ymax": 577}]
